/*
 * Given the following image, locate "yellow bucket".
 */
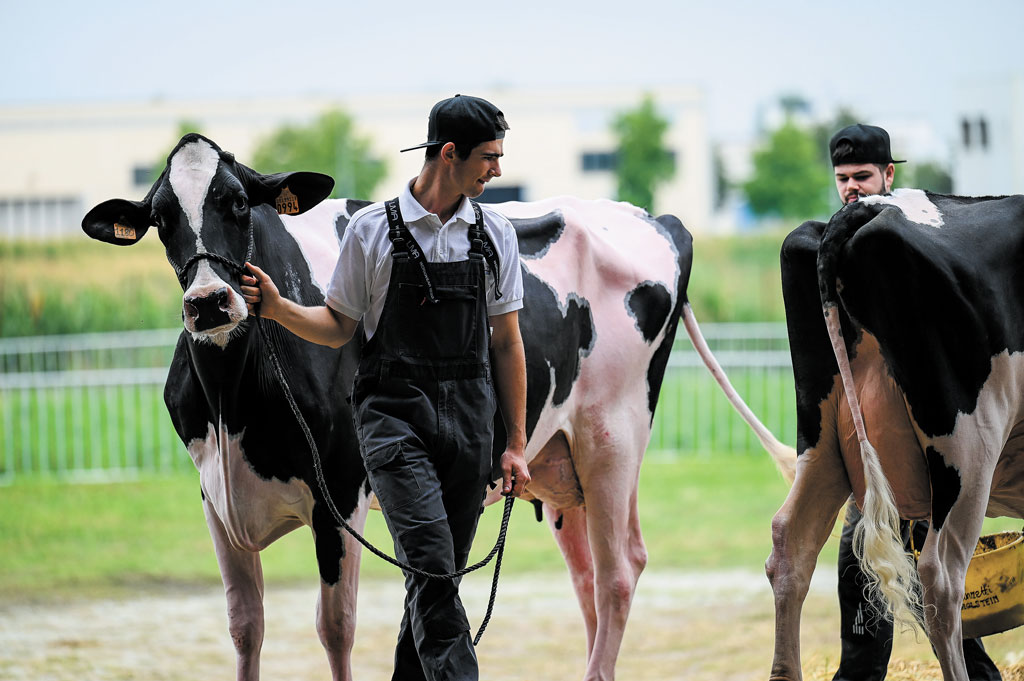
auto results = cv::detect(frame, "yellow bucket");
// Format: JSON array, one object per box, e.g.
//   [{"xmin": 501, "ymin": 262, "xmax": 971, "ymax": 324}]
[{"xmin": 961, "ymin": 531, "xmax": 1024, "ymax": 638}]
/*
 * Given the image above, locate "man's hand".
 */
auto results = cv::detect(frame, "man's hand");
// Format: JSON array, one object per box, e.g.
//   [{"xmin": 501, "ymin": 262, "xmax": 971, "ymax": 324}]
[
  {"xmin": 500, "ymin": 448, "xmax": 530, "ymax": 497},
  {"xmin": 242, "ymin": 262, "xmax": 281, "ymax": 320}
]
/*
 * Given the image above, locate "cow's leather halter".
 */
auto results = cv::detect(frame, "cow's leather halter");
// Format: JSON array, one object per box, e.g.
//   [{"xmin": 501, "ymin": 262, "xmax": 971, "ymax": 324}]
[{"xmin": 172, "ymin": 214, "xmax": 255, "ymax": 288}]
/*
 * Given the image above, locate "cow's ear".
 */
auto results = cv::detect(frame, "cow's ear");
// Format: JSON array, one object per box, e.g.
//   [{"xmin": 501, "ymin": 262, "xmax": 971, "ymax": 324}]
[
  {"xmin": 82, "ymin": 199, "xmax": 152, "ymax": 245},
  {"xmin": 252, "ymin": 172, "xmax": 335, "ymax": 216}
]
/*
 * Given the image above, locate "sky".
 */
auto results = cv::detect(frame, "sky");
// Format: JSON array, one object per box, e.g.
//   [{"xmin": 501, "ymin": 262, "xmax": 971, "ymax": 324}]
[{"xmin": 3, "ymin": 0, "xmax": 1022, "ymax": 156}]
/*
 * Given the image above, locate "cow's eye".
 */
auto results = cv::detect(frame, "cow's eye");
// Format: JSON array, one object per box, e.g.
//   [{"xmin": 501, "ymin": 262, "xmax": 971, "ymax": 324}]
[
  {"xmin": 150, "ymin": 210, "xmax": 164, "ymax": 229},
  {"xmin": 233, "ymin": 195, "xmax": 249, "ymax": 217}
]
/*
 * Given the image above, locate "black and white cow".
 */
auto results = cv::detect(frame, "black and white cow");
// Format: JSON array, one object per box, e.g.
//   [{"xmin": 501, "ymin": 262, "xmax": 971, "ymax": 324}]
[
  {"xmin": 768, "ymin": 189, "xmax": 1024, "ymax": 681},
  {"xmin": 83, "ymin": 134, "xmax": 793, "ymax": 681}
]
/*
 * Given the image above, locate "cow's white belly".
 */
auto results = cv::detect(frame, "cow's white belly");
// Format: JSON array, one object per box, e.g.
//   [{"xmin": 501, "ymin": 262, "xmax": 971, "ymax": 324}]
[
  {"xmin": 926, "ymin": 350, "xmax": 1024, "ymax": 520},
  {"xmin": 188, "ymin": 422, "xmax": 314, "ymax": 552}
]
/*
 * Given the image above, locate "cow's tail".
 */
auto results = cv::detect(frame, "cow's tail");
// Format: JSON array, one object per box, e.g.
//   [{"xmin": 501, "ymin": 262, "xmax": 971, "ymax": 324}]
[
  {"xmin": 817, "ymin": 203, "xmax": 922, "ymax": 632},
  {"xmin": 681, "ymin": 303, "xmax": 797, "ymax": 483}
]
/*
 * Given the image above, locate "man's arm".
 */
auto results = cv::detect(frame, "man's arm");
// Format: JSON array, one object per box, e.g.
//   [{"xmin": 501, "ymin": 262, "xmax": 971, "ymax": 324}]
[
  {"xmin": 489, "ymin": 310, "xmax": 530, "ymax": 497},
  {"xmin": 242, "ymin": 262, "xmax": 358, "ymax": 348}
]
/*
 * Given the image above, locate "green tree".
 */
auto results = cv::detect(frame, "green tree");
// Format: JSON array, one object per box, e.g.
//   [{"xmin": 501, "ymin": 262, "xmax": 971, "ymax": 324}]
[
  {"xmin": 612, "ymin": 96, "xmax": 676, "ymax": 213},
  {"xmin": 251, "ymin": 110, "xmax": 386, "ymax": 200},
  {"xmin": 895, "ymin": 161, "xmax": 953, "ymax": 194},
  {"xmin": 742, "ymin": 120, "xmax": 832, "ymax": 220}
]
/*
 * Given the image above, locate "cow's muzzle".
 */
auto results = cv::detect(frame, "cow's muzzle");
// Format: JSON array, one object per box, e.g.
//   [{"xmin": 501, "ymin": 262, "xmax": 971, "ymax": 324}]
[{"xmin": 184, "ymin": 286, "xmax": 235, "ymax": 333}]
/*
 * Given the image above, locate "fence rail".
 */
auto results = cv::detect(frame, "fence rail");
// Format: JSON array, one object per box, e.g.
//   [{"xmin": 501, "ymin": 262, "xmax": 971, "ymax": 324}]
[{"xmin": 0, "ymin": 324, "xmax": 797, "ymax": 483}]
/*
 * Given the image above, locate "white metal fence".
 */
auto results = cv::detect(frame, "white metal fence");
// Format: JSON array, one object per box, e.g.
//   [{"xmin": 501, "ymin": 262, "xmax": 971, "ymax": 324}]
[{"xmin": 0, "ymin": 324, "xmax": 796, "ymax": 483}]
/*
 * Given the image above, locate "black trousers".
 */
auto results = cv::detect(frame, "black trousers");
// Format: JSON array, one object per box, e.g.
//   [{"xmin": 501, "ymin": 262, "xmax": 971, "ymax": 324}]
[
  {"xmin": 833, "ymin": 503, "xmax": 1002, "ymax": 681},
  {"xmin": 355, "ymin": 374, "xmax": 495, "ymax": 681}
]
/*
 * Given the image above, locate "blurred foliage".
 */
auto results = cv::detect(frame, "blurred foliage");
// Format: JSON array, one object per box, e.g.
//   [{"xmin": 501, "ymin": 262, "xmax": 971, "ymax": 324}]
[
  {"xmin": 894, "ymin": 160, "xmax": 954, "ymax": 194},
  {"xmin": 743, "ymin": 120, "xmax": 833, "ymax": 220},
  {"xmin": 251, "ymin": 109, "xmax": 387, "ymax": 199},
  {"xmin": 612, "ymin": 95, "xmax": 676, "ymax": 214},
  {"xmin": 688, "ymin": 230, "xmax": 788, "ymax": 323},
  {"xmin": 0, "ymin": 228, "xmax": 792, "ymax": 338},
  {"xmin": 0, "ymin": 238, "xmax": 181, "ymax": 337}
]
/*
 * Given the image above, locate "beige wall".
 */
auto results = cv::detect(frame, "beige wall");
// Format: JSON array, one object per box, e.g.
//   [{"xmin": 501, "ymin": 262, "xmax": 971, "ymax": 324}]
[{"xmin": 0, "ymin": 85, "xmax": 710, "ymax": 238}]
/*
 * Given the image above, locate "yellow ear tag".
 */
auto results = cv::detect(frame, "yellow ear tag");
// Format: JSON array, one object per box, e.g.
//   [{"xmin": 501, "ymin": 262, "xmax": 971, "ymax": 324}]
[
  {"xmin": 113, "ymin": 222, "xmax": 137, "ymax": 240},
  {"xmin": 275, "ymin": 187, "xmax": 300, "ymax": 215}
]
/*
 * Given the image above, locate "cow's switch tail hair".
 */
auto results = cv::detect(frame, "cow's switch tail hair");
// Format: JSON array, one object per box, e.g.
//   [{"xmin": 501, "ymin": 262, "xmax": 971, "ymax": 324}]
[
  {"xmin": 682, "ymin": 303, "xmax": 797, "ymax": 483},
  {"xmin": 823, "ymin": 305, "xmax": 923, "ymax": 632}
]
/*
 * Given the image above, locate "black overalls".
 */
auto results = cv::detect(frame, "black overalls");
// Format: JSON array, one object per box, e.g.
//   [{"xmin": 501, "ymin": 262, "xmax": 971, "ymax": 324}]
[{"xmin": 352, "ymin": 198, "xmax": 501, "ymax": 681}]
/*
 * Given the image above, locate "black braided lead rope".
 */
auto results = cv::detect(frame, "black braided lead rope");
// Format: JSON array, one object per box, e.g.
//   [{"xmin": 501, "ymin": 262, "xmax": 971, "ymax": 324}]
[{"xmin": 254, "ymin": 316, "xmax": 514, "ymax": 644}]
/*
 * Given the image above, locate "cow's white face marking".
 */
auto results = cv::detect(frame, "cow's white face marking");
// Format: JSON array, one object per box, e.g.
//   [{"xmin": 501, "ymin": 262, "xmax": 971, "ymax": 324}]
[
  {"xmin": 169, "ymin": 139, "xmax": 220, "ymax": 250},
  {"xmin": 862, "ymin": 188, "xmax": 944, "ymax": 228},
  {"xmin": 170, "ymin": 140, "xmax": 247, "ymax": 347}
]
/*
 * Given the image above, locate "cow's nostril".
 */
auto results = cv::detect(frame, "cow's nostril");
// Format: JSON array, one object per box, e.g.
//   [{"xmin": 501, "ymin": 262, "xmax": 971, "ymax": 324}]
[
  {"xmin": 184, "ymin": 301, "xmax": 199, "ymax": 319},
  {"xmin": 214, "ymin": 287, "xmax": 230, "ymax": 309}
]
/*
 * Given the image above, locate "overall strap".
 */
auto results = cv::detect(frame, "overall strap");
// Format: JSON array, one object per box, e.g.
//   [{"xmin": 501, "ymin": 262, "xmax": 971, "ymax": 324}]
[
  {"xmin": 469, "ymin": 201, "xmax": 503, "ymax": 301},
  {"xmin": 383, "ymin": 197, "xmax": 438, "ymax": 304}
]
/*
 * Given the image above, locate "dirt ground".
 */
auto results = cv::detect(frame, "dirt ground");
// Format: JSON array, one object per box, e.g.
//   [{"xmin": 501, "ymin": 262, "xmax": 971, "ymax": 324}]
[{"xmin": 3, "ymin": 568, "xmax": 1024, "ymax": 681}]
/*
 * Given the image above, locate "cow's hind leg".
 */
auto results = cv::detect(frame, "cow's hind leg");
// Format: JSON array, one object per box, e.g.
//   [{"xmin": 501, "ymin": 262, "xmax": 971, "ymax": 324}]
[
  {"xmin": 765, "ymin": 446, "xmax": 850, "ymax": 681},
  {"xmin": 916, "ymin": 451, "xmax": 994, "ymax": 681},
  {"xmin": 546, "ymin": 503, "xmax": 598, "ymax": 657},
  {"xmin": 573, "ymin": 428, "xmax": 648, "ymax": 681},
  {"xmin": 315, "ymin": 499, "xmax": 369, "ymax": 681},
  {"xmin": 203, "ymin": 499, "xmax": 266, "ymax": 681}
]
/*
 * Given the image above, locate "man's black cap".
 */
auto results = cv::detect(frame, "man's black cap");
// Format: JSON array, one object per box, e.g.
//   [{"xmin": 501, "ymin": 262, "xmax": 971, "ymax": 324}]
[
  {"xmin": 829, "ymin": 124, "xmax": 906, "ymax": 166},
  {"xmin": 400, "ymin": 94, "xmax": 509, "ymax": 153}
]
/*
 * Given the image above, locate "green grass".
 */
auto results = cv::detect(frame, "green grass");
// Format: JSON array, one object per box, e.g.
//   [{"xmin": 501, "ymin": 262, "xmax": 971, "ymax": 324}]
[
  {"xmin": 0, "ymin": 454, "xmax": 789, "ymax": 601},
  {"xmin": 2, "ymin": 454, "xmax": 1021, "ymax": 604}
]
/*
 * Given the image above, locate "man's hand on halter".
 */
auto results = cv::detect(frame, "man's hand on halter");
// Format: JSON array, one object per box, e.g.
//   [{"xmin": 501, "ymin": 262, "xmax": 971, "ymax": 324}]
[{"xmin": 242, "ymin": 262, "xmax": 281, "ymax": 320}]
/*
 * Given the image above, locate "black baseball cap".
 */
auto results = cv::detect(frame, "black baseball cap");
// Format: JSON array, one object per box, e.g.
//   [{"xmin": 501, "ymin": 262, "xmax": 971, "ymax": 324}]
[
  {"xmin": 829, "ymin": 124, "xmax": 906, "ymax": 166},
  {"xmin": 400, "ymin": 94, "xmax": 509, "ymax": 153}
]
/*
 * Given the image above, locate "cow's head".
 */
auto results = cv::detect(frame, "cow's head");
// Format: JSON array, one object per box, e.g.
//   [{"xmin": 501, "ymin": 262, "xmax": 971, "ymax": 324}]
[{"xmin": 83, "ymin": 134, "xmax": 333, "ymax": 346}]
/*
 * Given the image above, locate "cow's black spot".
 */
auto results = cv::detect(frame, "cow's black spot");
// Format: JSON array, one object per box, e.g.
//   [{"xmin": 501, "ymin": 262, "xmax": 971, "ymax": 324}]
[
  {"xmin": 511, "ymin": 212, "xmax": 565, "ymax": 258},
  {"xmin": 335, "ymin": 199, "xmax": 372, "ymax": 243},
  {"xmin": 642, "ymin": 213, "xmax": 693, "ymax": 422},
  {"xmin": 627, "ymin": 282, "xmax": 672, "ymax": 343},
  {"xmin": 926, "ymin": 446, "xmax": 961, "ymax": 532}
]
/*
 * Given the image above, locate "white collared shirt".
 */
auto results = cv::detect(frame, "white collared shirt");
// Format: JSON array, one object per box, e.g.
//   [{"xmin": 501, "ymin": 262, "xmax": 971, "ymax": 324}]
[{"xmin": 326, "ymin": 180, "xmax": 524, "ymax": 340}]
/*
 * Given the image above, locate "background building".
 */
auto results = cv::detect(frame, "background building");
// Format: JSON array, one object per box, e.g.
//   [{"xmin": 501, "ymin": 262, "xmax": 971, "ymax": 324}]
[
  {"xmin": 0, "ymin": 85, "xmax": 711, "ymax": 239},
  {"xmin": 953, "ymin": 73, "xmax": 1024, "ymax": 196}
]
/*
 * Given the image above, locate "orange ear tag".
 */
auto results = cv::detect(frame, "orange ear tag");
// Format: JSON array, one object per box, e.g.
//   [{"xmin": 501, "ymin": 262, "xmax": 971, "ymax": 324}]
[
  {"xmin": 113, "ymin": 222, "xmax": 137, "ymax": 240},
  {"xmin": 275, "ymin": 187, "xmax": 300, "ymax": 215}
]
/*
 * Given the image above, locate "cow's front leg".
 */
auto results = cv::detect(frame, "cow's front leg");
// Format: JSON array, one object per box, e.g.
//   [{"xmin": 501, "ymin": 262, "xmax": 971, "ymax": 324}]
[
  {"xmin": 203, "ymin": 498, "xmax": 265, "ymax": 681},
  {"xmin": 765, "ymin": 446, "xmax": 850, "ymax": 681},
  {"xmin": 314, "ymin": 498, "xmax": 369, "ymax": 681}
]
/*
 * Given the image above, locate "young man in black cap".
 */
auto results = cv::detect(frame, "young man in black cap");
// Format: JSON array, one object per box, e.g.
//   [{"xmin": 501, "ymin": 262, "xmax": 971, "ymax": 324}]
[
  {"xmin": 827, "ymin": 124, "xmax": 1001, "ymax": 681},
  {"xmin": 241, "ymin": 94, "xmax": 530, "ymax": 681}
]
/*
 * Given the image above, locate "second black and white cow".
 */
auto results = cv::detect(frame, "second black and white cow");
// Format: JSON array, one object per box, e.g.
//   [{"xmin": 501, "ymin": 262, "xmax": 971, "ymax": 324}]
[
  {"xmin": 83, "ymin": 134, "xmax": 793, "ymax": 681},
  {"xmin": 768, "ymin": 189, "xmax": 1024, "ymax": 681}
]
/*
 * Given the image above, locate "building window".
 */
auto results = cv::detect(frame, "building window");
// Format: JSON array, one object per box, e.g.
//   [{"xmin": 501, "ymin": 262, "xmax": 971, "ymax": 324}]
[
  {"xmin": 133, "ymin": 165, "xmax": 154, "ymax": 187},
  {"xmin": 479, "ymin": 185, "xmax": 523, "ymax": 203},
  {"xmin": 582, "ymin": 151, "xmax": 618, "ymax": 172},
  {"xmin": 979, "ymin": 117, "xmax": 989, "ymax": 149},
  {"xmin": 961, "ymin": 118, "xmax": 972, "ymax": 149},
  {"xmin": 0, "ymin": 196, "xmax": 83, "ymax": 239}
]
